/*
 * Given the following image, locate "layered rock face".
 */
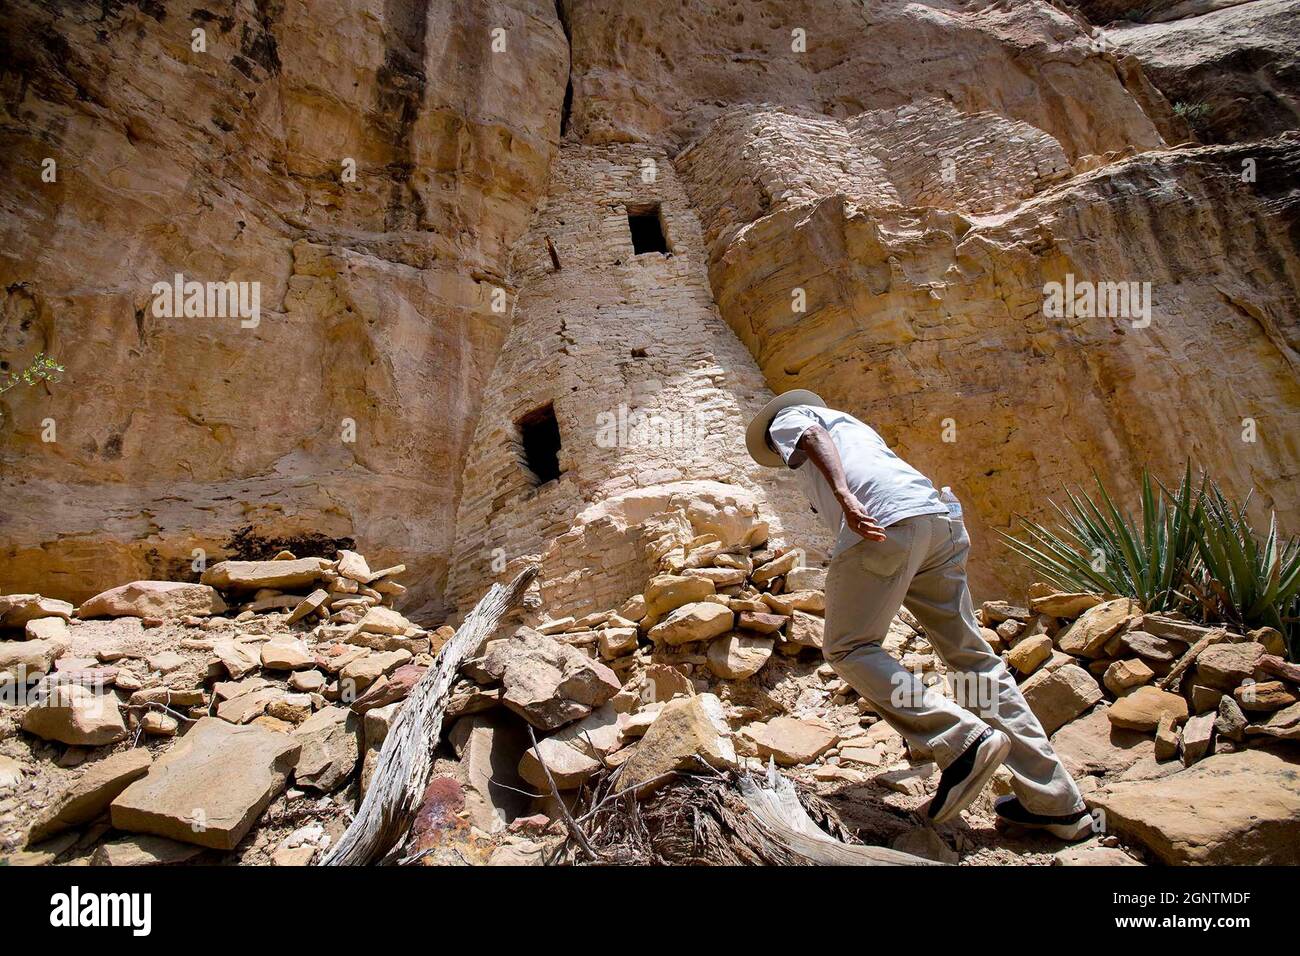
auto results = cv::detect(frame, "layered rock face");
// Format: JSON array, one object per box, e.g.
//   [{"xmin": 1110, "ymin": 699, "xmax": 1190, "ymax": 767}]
[
  {"xmin": 2, "ymin": 0, "xmax": 1298, "ymax": 613},
  {"xmin": 0, "ymin": 0, "xmax": 566, "ymax": 612},
  {"xmin": 1104, "ymin": 0, "xmax": 1300, "ymax": 143},
  {"xmin": 677, "ymin": 112, "xmax": 1300, "ymax": 597}
]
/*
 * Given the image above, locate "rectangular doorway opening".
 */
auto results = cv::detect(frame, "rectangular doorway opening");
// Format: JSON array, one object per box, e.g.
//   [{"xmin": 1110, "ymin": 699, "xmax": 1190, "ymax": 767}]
[
  {"xmin": 627, "ymin": 203, "xmax": 669, "ymax": 255},
  {"xmin": 517, "ymin": 403, "xmax": 562, "ymax": 485}
]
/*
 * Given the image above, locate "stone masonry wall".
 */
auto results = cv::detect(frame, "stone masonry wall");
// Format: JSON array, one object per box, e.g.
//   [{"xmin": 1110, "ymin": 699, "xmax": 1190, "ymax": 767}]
[{"xmin": 447, "ymin": 143, "xmax": 830, "ymax": 619}]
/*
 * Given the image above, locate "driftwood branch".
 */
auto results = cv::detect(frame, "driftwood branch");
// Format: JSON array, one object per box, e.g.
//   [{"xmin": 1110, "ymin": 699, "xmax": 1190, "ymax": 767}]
[
  {"xmin": 320, "ymin": 565, "xmax": 537, "ymax": 866},
  {"xmin": 1158, "ymin": 627, "xmax": 1233, "ymax": 691},
  {"xmin": 736, "ymin": 760, "xmax": 942, "ymax": 866}
]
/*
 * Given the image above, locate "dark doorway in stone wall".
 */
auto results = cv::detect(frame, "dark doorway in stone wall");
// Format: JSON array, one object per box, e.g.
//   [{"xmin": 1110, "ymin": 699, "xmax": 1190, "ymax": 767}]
[
  {"xmin": 517, "ymin": 403, "xmax": 562, "ymax": 485},
  {"xmin": 627, "ymin": 203, "xmax": 670, "ymax": 255}
]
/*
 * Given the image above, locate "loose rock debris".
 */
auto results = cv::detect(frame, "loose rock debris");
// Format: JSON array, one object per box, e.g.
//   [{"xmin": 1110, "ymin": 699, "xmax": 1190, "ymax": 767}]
[{"xmin": 1, "ymin": 531, "xmax": 1298, "ymax": 866}]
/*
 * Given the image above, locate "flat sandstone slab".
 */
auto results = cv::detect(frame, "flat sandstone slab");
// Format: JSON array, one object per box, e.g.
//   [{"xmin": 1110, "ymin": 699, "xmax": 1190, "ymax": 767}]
[
  {"xmin": 1090, "ymin": 749, "xmax": 1300, "ymax": 865},
  {"xmin": 111, "ymin": 717, "xmax": 301, "ymax": 850}
]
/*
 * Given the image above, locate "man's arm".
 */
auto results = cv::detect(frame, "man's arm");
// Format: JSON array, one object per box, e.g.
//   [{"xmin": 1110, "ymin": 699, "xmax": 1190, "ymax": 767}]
[{"xmin": 793, "ymin": 425, "xmax": 887, "ymax": 541}]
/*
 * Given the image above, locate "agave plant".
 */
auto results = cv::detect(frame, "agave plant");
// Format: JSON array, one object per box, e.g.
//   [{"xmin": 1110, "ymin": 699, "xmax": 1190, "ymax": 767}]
[
  {"xmin": 1000, "ymin": 467, "xmax": 1202, "ymax": 614},
  {"xmin": 1188, "ymin": 482, "xmax": 1300, "ymax": 654}
]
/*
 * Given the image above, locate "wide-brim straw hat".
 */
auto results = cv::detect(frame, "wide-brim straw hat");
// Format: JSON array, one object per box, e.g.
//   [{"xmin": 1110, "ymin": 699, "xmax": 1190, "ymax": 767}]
[{"xmin": 745, "ymin": 389, "xmax": 827, "ymax": 468}]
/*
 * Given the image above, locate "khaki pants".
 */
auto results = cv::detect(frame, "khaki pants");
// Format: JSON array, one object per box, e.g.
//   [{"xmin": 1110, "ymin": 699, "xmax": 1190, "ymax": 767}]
[{"xmin": 824, "ymin": 512, "xmax": 1084, "ymax": 816}]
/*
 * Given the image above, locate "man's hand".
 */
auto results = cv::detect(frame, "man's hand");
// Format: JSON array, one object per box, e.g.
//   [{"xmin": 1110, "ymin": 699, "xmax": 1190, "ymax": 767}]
[{"xmin": 838, "ymin": 493, "xmax": 887, "ymax": 541}]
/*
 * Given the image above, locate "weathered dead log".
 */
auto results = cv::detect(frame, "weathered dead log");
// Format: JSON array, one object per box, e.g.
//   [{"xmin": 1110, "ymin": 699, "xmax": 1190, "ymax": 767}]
[
  {"xmin": 736, "ymin": 761, "xmax": 941, "ymax": 866},
  {"xmin": 1158, "ymin": 627, "xmax": 1234, "ymax": 691},
  {"xmin": 320, "ymin": 566, "xmax": 537, "ymax": 866},
  {"xmin": 574, "ymin": 764, "xmax": 937, "ymax": 866}
]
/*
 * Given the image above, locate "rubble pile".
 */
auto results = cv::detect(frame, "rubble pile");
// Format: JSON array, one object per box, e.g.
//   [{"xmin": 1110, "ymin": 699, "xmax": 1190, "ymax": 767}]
[
  {"xmin": 0, "ymin": 551, "xmax": 449, "ymax": 865},
  {"xmin": 2, "ymin": 528, "xmax": 1298, "ymax": 868}
]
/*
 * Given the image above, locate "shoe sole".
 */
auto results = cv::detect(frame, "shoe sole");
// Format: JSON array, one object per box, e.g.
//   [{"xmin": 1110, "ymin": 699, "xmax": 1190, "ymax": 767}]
[
  {"xmin": 929, "ymin": 730, "xmax": 1011, "ymax": 825},
  {"xmin": 994, "ymin": 796, "xmax": 1097, "ymax": 842}
]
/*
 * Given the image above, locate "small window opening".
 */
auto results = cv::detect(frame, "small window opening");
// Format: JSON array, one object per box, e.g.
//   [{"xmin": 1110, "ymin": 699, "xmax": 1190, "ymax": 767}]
[
  {"xmin": 627, "ymin": 203, "xmax": 669, "ymax": 255},
  {"xmin": 631, "ymin": 347, "xmax": 648, "ymax": 359},
  {"xmin": 517, "ymin": 403, "xmax": 562, "ymax": 485}
]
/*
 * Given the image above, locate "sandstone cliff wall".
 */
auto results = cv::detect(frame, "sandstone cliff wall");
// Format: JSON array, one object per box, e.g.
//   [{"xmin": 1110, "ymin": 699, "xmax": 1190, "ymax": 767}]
[
  {"xmin": 2, "ymin": 0, "xmax": 1297, "ymax": 616},
  {"xmin": 0, "ymin": 0, "xmax": 567, "ymax": 613}
]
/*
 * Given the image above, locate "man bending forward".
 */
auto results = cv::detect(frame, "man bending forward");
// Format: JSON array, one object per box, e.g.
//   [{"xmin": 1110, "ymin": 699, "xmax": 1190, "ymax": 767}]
[{"xmin": 746, "ymin": 389, "xmax": 1091, "ymax": 838}]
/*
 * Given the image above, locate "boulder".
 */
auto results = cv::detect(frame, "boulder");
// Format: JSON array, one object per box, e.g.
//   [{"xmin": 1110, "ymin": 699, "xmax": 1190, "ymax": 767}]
[
  {"xmin": 785, "ymin": 567, "xmax": 827, "ymax": 591},
  {"xmin": 1214, "ymin": 694, "xmax": 1248, "ymax": 742},
  {"xmin": 786, "ymin": 610, "xmax": 824, "ymax": 650},
  {"xmin": 473, "ymin": 630, "xmax": 619, "ymax": 730},
  {"xmin": 24, "ymin": 617, "xmax": 69, "ymax": 642},
  {"xmin": 647, "ymin": 601, "xmax": 733, "ymax": 646},
  {"xmin": 291, "ymin": 706, "xmax": 360, "ymax": 791},
  {"xmin": 1049, "ymin": 707, "xmax": 1154, "ymax": 776},
  {"xmin": 1103, "ymin": 658, "xmax": 1155, "ymax": 696},
  {"xmin": 1056, "ymin": 599, "xmax": 1138, "ymax": 658},
  {"xmin": 891, "ymin": 826, "xmax": 959, "ymax": 863},
  {"xmin": 0, "ymin": 755, "xmax": 22, "ymax": 792},
  {"xmin": 1090, "ymin": 750, "xmax": 1300, "ymax": 864},
  {"xmin": 1153, "ymin": 713, "xmax": 1180, "ymax": 761},
  {"xmin": 643, "ymin": 574, "xmax": 715, "ymax": 619},
  {"xmin": 449, "ymin": 712, "xmax": 532, "ymax": 830},
  {"xmin": 287, "ymin": 589, "xmax": 329, "ymax": 624},
  {"xmin": 641, "ymin": 663, "xmax": 695, "ymax": 702},
  {"xmin": 340, "ymin": 649, "xmax": 412, "ymax": 695},
  {"xmin": 215, "ymin": 685, "xmax": 281, "ymax": 724},
  {"xmin": 598, "ymin": 626, "xmax": 639, "ymax": 660},
  {"xmin": 266, "ymin": 694, "xmax": 313, "ymax": 724},
  {"xmin": 736, "ymin": 610, "xmax": 788, "ymax": 635},
  {"xmin": 1245, "ymin": 701, "xmax": 1300, "ymax": 742},
  {"xmin": 361, "ymin": 701, "xmax": 401, "ymax": 795},
  {"xmin": 762, "ymin": 590, "xmax": 826, "ymax": 614},
  {"xmin": 1195, "ymin": 642, "xmax": 1265, "ymax": 690},
  {"xmin": 0, "ymin": 636, "xmax": 67, "ymax": 681},
  {"xmin": 1139, "ymin": 615, "xmax": 1216, "ymax": 643},
  {"xmin": 1007, "ymin": 634, "xmax": 1052, "ymax": 674},
  {"xmin": 706, "ymin": 633, "xmax": 774, "ymax": 679},
  {"xmin": 77, "ymin": 581, "xmax": 227, "ymax": 620},
  {"xmin": 517, "ymin": 705, "xmax": 620, "ymax": 790},
  {"xmin": 1020, "ymin": 663, "xmax": 1104, "ymax": 735},
  {"xmin": 1189, "ymin": 683, "xmax": 1224, "ymax": 713},
  {"xmin": 92, "ymin": 835, "xmax": 204, "ymax": 866},
  {"xmin": 739, "ymin": 716, "xmax": 838, "ymax": 766},
  {"xmin": 111, "ymin": 717, "xmax": 301, "ymax": 850},
  {"xmin": 21, "ymin": 685, "xmax": 127, "ymax": 746},
  {"xmin": 27, "ymin": 749, "xmax": 153, "ymax": 842},
  {"xmin": 1029, "ymin": 591, "xmax": 1103, "ymax": 618},
  {"xmin": 1180, "ymin": 713, "xmax": 1215, "ymax": 766},
  {"xmin": 0, "ymin": 594, "xmax": 75, "ymax": 629},
  {"xmin": 982, "ymin": 600, "xmax": 1032, "ymax": 623},
  {"xmin": 353, "ymin": 605, "xmax": 417, "ymax": 637},
  {"xmin": 211, "ymin": 639, "xmax": 262, "ymax": 680},
  {"xmin": 1107, "ymin": 685, "xmax": 1189, "ymax": 732},
  {"xmin": 200, "ymin": 558, "xmax": 331, "ymax": 593},
  {"xmin": 1234, "ymin": 680, "xmax": 1297, "ymax": 712},
  {"xmin": 335, "ymin": 549, "xmax": 372, "ymax": 583},
  {"xmin": 1117, "ymin": 630, "xmax": 1181, "ymax": 664},
  {"xmin": 618, "ymin": 694, "xmax": 736, "ymax": 792},
  {"xmin": 1053, "ymin": 843, "xmax": 1143, "ymax": 866},
  {"xmin": 682, "ymin": 567, "xmax": 747, "ymax": 587},
  {"xmin": 260, "ymin": 637, "xmax": 315, "ymax": 671},
  {"xmin": 751, "ymin": 549, "xmax": 802, "ymax": 585}
]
